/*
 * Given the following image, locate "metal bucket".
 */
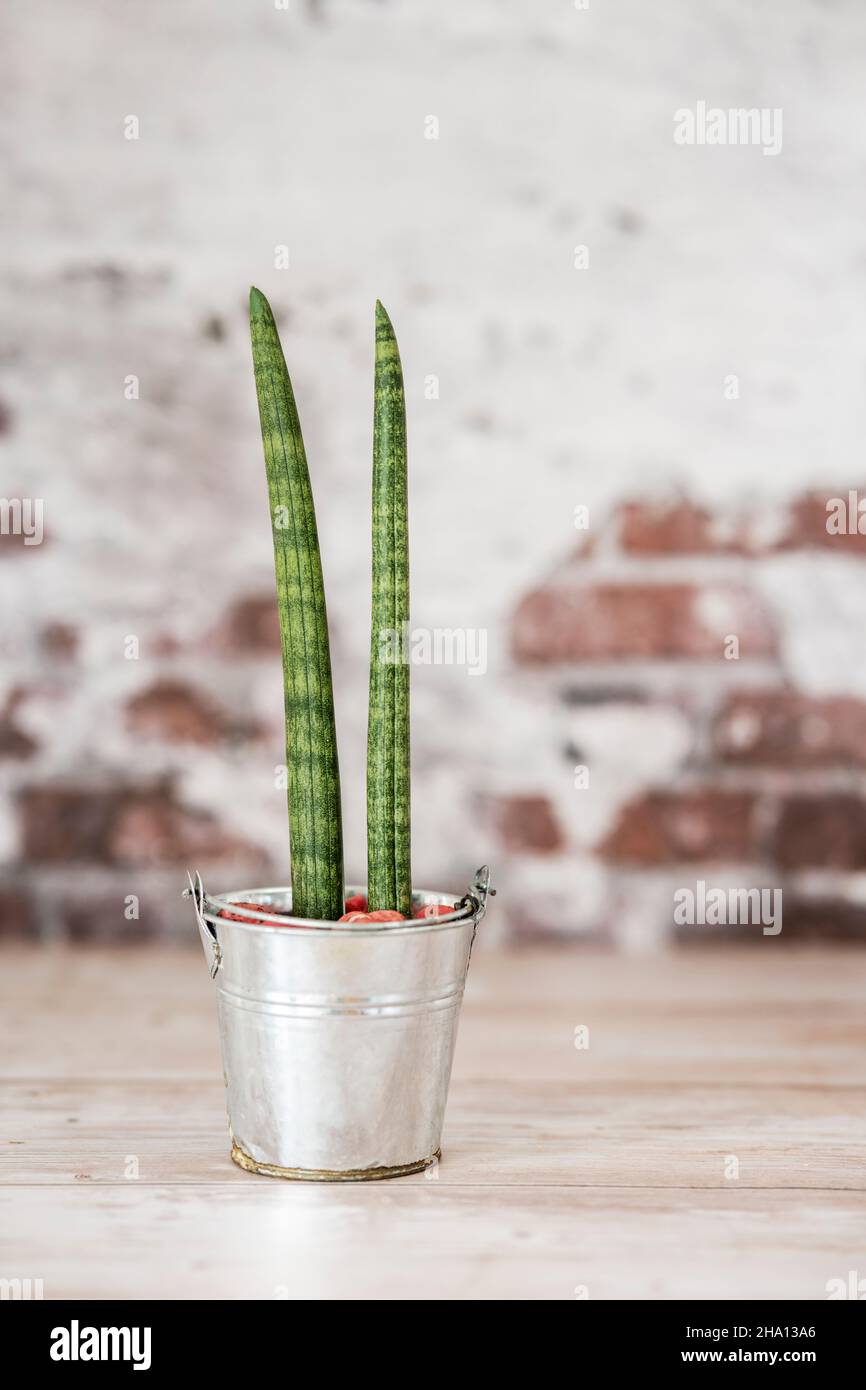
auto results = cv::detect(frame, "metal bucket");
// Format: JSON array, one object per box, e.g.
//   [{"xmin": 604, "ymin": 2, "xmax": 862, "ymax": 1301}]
[{"xmin": 184, "ymin": 866, "xmax": 493, "ymax": 1181}]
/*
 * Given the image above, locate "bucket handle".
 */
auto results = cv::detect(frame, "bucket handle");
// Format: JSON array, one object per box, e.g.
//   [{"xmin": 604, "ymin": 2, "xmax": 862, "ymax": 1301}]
[
  {"xmin": 456, "ymin": 865, "xmax": 494, "ymax": 966},
  {"xmin": 458, "ymin": 861, "xmax": 497, "ymax": 928},
  {"xmin": 184, "ymin": 871, "xmax": 222, "ymax": 978},
  {"xmin": 458, "ymin": 865, "xmax": 495, "ymax": 924}
]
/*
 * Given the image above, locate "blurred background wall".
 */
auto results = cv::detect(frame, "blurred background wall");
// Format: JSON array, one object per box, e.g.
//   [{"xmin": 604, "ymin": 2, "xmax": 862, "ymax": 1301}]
[{"xmin": 3, "ymin": 0, "xmax": 866, "ymax": 948}]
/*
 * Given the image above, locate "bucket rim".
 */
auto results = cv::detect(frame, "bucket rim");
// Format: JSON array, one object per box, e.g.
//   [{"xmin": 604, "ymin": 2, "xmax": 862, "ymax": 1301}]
[{"xmin": 197, "ymin": 880, "xmax": 484, "ymax": 938}]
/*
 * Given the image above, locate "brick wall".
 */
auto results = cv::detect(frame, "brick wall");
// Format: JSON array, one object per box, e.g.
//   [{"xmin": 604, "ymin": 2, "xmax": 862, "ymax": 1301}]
[
  {"xmin": 491, "ymin": 495, "xmax": 866, "ymax": 945},
  {"xmin": 4, "ymin": 1, "xmax": 866, "ymax": 947}
]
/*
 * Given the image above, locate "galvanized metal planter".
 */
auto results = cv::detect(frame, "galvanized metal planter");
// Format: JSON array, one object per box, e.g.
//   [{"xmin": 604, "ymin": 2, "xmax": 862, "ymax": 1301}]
[{"xmin": 185, "ymin": 866, "xmax": 493, "ymax": 1181}]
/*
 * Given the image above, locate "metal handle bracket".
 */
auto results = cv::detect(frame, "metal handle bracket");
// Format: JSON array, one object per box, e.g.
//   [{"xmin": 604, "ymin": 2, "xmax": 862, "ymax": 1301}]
[
  {"xmin": 183, "ymin": 870, "xmax": 222, "ymax": 978},
  {"xmin": 458, "ymin": 864, "xmax": 495, "ymax": 923}
]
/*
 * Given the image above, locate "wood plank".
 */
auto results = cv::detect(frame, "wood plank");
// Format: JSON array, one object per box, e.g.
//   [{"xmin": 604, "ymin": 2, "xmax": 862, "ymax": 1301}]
[
  {"xmin": 2, "ymin": 947, "xmax": 864, "ymax": 1086},
  {"xmin": 1, "ymin": 945, "xmax": 863, "ymax": 1299},
  {"xmin": 1, "ymin": 1184, "xmax": 862, "ymax": 1301},
  {"xmin": 2, "ymin": 1078, "xmax": 863, "ymax": 1189}
]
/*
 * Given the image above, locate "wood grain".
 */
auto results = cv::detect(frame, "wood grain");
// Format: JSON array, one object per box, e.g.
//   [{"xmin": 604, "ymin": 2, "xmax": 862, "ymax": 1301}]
[{"xmin": 1, "ymin": 944, "xmax": 864, "ymax": 1299}]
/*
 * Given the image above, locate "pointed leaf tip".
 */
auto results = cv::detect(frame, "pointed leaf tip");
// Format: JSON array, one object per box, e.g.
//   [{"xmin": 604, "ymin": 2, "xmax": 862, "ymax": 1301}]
[{"xmin": 249, "ymin": 286, "xmax": 273, "ymax": 322}]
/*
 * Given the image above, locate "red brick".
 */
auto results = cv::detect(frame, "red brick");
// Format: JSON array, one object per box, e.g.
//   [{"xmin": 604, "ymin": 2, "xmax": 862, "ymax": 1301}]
[
  {"xmin": 0, "ymin": 692, "xmax": 38, "ymax": 760},
  {"xmin": 714, "ymin": 691, "xmax": 866, "ymax": 767},
  {"xmin": 779, "ymin": 898, "xmax": 866, "ymax": 942},
  {"xmin": 62, "ymin": 893, "xmax": 160, "ymax": 943},
  {"xmin": 18, "ymin": 783, "xmax": 267, "ymax": 868},
  {"xmin": 211, "ymin": 594, "xmax": 281, "ymax": 655},
  {"xmin": 126, "ymin": 679, "xmax": 259, "ymax": 746},
  {"xmin": 674, "ymin": 895, "xmax": 866, "ymax": 945},
  {"xmin": 600, "ymin": 790, "xmax": 760, "ymax": 864},
  {"xmin": 618, "ymin": 492, "xmax": 866, "ymax": 558},
  {"xmin": 776, "ymin": 491, "xmax": 866, "ymax": 554},
  {"xmin": 0, "ymin": 888, "xmax": 36, "ymax": 938},
  {"xmin": 512, "ymin": 583, "xmax": 776, "ymax": 663},
  {"xmin": 491, "ymin": 795, "xmax": 563, "ymax": 853},
  {"xmin": 39, "ymin": 622, "xmax": 79, "ymax": 660},
  {"xmin": 19, "ymin": 787, "xmax": 116, "ymax": 861},
  {"xmin": 619, "ymin": 500, "xmax": 742, "ymax": 555},
  {"xmin": 110, "ymin": 792, "xmax": 268, "ymax": 868},
  {"xmin": 773, "ymin": 794, "xmax": 866, "ymax": 869}
]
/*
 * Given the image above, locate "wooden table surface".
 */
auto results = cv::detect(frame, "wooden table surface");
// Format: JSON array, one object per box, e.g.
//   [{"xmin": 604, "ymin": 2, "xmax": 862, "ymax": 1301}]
[{"xmin": 1, "ymin": 944, "xmax": 864, "ymax": 1300}]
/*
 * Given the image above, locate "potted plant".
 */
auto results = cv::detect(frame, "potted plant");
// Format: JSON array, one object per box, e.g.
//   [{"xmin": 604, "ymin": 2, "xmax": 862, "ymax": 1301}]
[{"xmin": 186, "ymin": 289, "xmax": 493, "ymax": 1181}]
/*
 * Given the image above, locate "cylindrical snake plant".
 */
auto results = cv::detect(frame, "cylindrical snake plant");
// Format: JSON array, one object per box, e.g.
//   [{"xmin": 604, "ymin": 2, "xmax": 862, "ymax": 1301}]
[
  {"xmin": 366, "ymin": 301, "xmax": 411, "ymax": 915},
  {"xmin": 249, "ymin": 286, "xmax": 344, "ymax": 920}
]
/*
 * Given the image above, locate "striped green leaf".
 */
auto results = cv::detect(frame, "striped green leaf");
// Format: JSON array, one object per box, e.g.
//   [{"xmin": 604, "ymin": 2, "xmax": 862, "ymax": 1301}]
[
  {"xmin": 367, "ymin": 301, "xmax": 411, "ymax": 915},
  {"xmin": 249, "ymin": 287, "xmax": 344, "ymax": 920}
]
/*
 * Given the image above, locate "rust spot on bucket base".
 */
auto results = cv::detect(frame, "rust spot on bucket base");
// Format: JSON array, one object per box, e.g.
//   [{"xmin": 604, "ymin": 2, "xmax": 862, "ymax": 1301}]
[{"xmin": 230, "ymin": 1139, "xmax": 440, "ymax": 1182}]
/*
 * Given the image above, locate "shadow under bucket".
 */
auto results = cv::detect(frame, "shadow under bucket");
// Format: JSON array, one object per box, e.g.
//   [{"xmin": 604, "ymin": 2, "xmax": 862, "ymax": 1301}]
[{"xmin": 185, "ymin": 867, "xmax": 494, "ymax": 1181}]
